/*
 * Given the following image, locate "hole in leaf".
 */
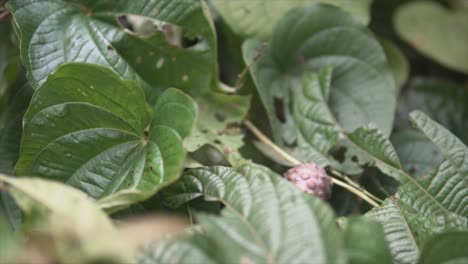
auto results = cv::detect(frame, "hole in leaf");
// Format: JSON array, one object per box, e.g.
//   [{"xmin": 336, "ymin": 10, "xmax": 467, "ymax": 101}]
[
  {"xmin": 273, "ymin": 96, "xmax": 286, "ymax": 123},
  {"xmin": 162, "ymin": 24, "xmax": 183, "ymax": 47},
  {"xmin": 283, "ymin": 139, "xmax": 297, "ymax": 149},
  {"xmin": 182, "ymin": 35, "xmax": 200, "ymax": 48},
  {"xmin": 219, "ymin": 123, "xmax": 243, "ymax": 136},
  {"xmin": 334, "ymin": 147, "xmax": 347, "ymax": 163},
  {"xmin": 117, "ymin": 15, "xmax": 133, "ymax": 31},
  {"xmin": 118, "ymin": 15, "xmax": 184, "ymax": 47}
]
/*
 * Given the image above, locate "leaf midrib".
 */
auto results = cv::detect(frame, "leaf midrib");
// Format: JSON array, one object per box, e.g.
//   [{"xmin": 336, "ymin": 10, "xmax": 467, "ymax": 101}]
[
  {"xmin": 25, "ymin": 102, "xmax": 142, "ymax": 136},
  {"xmin": 66, "ymin": 139, "xmax": 143, "ymax": 197},
  {"xmin": 178, "ymin": 168, "xmax": 275, "ymax": 263},
  {"xmin": 29, "ymin": 127, "xmax": 140, "ymax": 172}
]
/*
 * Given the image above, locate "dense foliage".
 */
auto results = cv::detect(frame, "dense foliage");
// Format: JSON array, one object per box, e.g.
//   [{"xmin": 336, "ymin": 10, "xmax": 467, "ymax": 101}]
[{"xmin": 0, "ymin": 0, "xmax": 467, "ymax": 263}]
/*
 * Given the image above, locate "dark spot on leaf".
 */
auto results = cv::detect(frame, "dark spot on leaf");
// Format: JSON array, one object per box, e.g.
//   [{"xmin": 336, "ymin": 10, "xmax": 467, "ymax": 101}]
[
  {"xmin": 231, "ymin": 102, "xmax": 241, "ymax": 108},
  {"xmin": 274, "ymin": 97, "xmax": 286, "ymax": 123},
  {"xmin": 224, "ymin": 147, "xmax": 234, "ymax": 155},
  {"xmin": 214, "ymin": 140, "xmax": 221, "ymax": 145},
  {"xmin": 409, "ymin": 167, "xmax": 416, "ymax": 175},
  {"xmin": 215, "ymin": 112, "xmax": 226, "ymax": 122},
  {"xmin": 107, "ymin": 45, "xmax": 114, "ymax": 51},
  {"xmin": 351, "ymin": 156, "xmax": 358, "ymax": 162},
  {"xmin": 150, "ymin": 166, "xmax": 154, "ymax": 172},
  {"xmin": 201, "ymin": 129, "xmax": 208, "ymax": 134},
  {"xmin": 136, "ymin": 56, "xmax": 142, "ymax": 64}
]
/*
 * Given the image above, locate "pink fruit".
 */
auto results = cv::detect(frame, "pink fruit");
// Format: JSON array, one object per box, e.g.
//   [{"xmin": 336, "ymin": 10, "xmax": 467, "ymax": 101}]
[{"xmin": 284, "ymin": 163, "xmax": 333, "ymax": 199}]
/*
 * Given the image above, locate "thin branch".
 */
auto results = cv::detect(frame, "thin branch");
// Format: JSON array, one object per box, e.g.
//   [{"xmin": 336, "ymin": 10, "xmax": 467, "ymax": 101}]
[
  {"xmin": 236, "ymin": 44, "xmax": 266, "ymax": 90},
  {"xmin": 244, "ymin": 120, "xmax": 299, "ymax": 166},
  {"xmin": 332, "ymin": 179, "xmax": 379, "ymax": 207},
  {"xmin": 244, "ymin": 120, "xmax": 381, "ymax": 207},
  {"xmin": 368, "ymin": 172, "xmax": 392, "ymax": 198},
  {"xmin": 329, "ymin": 169, "xmax": 383, "ymax": 203},
  {"xmin": 186, "ymin": 205, "xmax": 194, "ymax": 226}
]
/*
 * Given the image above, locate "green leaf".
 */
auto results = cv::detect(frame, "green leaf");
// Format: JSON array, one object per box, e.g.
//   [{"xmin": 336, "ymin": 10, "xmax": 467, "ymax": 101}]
[
  {"xmin": 0, "ymin": 175, "xmax": 133, "ymax": 263},
  {"xmin": 343, "ymin": 217, "xmax": 392, "ymax": 264},
  {"xmin": 0, "ymin": 85, "xmax": 32, "ymax": 175},
  {"xmin": 367, "ymin": 199, "xmax": 467, "ymax": 264},
  {"xmin": 394, "ymin": 1, "xmax": 468, "ymax": 73},
  {"xmin": 365, "ymin": 112, "xmax": 468, "ymax": 264},
  {"xmin": 7, "ymin": 0, "xmax": 218, "ymax": 99},
  {"xmin": 184, "ymin": 92, "xmax": 251, "ymax": 166},
  {"xmin": 0, "ymin": 84, "xmax": 32, "ymax": 230},
  {"xmin": 417, "ymin": 231, "xmax": 468, "ymax": 264},
  {"xmin": 404, "ymin": 111, "xmax": 468, "ymax": 216},
  {"xmin": 366, "ymin": 199, "xmax": 420, "ymax": 264},
  {"xmin": 380, "ymin": 39, "xmax": 409, "ymax": 89},
  {"xmin": 15, "ymin": 63, "xmax": 195, "ymax": 211},
  {"xmin": 396, "ymin": 79, "xmax": 468, "ymax": 145},
  {"xmin": 0, "ymin": 212, "xmax": 19, "ymax": 263},
  {"xmin": 139, "ymin": 238, "xmax": 216, "ymax": 264},
  {"xmin": 152, "ymin": 88, "xmax": 198, "ymax": 138},
  {"xmin": 391, "ymin": 130, "xmax": 444, "ymax": 178},
  {"xmin": 0, "ymin": 21, "xmax": 20, "ymax": 111},
  {"xmin": 212, "ymin": 0, "xmax": 372, "ymax": 40},
  {"xmin": 346, "ymin": 125, "xmax": 403, "ymax": 178},
  {"xmin": 291, "ymin": 68, "xmax": 340, "ymax": 166},
  {"xmin": 140, "ymin": 164, "xmax": 346, "ymax": 263},
  {"xmin": 243, "ymin": 4, "xmax": 396, "ymax": 165}
]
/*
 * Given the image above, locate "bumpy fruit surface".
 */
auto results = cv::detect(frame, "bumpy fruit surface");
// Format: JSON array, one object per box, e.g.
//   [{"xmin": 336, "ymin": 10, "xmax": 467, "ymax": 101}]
[{"xmin": 284, "ymin": 163, "xmax": 333, "ymax": 199}]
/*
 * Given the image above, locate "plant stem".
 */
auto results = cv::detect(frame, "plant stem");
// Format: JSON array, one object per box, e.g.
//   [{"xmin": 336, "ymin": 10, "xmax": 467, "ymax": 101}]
[
  {"xmin": 236, "ymin": 44, "xmax": 266, "ymax": 90},
  {"xmin": 329, "ymin": 169, "xmax": 383, "ymax": 203},
  {"xmin": 331, "ymin": 179, "xmax": 379, "ymax": 207},
  {"xmin": 244, "ymin": 120, "xmax": 300, "ymax": 166},
  {"xmin": 244, "ymin": 120, "xmax": 381, "ymax": 207}
]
